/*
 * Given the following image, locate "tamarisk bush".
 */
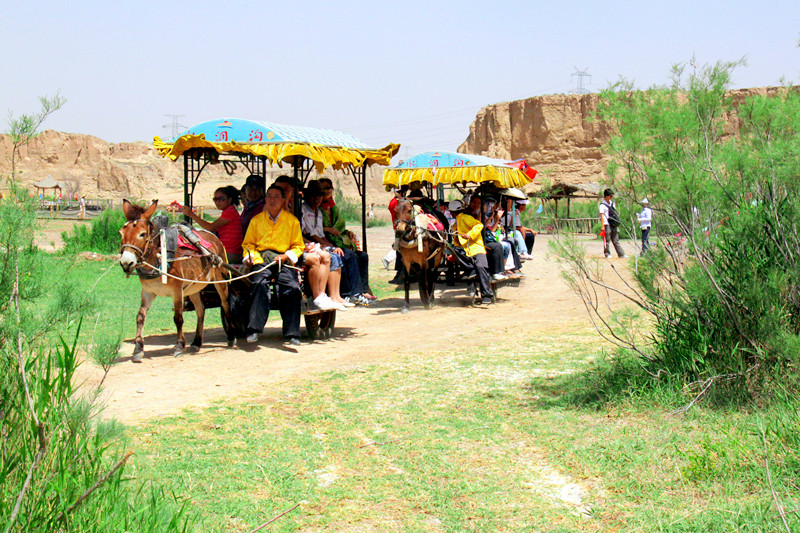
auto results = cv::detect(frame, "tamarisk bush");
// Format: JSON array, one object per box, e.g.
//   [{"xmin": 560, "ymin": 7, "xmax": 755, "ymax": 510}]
[{"xmin": 554, "ymin": 60, "xmax": 800, "ymax": 401}]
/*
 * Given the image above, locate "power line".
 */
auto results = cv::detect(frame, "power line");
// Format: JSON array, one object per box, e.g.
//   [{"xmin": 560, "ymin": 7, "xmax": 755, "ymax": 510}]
[
  {"xmin": 162, "ymin": 114, "xmax": 187, "ymax": 138},
  {"xmin": 570, "ymin": 68, "xmax": 592, "ymax": 94}
]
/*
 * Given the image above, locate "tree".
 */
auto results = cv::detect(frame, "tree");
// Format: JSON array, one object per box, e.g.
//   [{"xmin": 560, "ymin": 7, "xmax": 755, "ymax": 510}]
[
  {"xmin": 552, "ymin": 59, "xmax": 800, "ymax": 401},
  {"xmin": 6, "ymin": 92, "xmax": 66, "ymax": 178}
]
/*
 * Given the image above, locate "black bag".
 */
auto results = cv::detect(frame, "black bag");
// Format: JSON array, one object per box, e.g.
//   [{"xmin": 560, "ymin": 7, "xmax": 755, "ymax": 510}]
[{"xmin": 606, "ymin": 202, "xmax": 621, "ymax": 228}]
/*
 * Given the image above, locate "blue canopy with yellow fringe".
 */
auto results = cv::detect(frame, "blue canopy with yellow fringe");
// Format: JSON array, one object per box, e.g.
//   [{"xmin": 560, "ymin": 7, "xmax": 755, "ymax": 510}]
[
  {"xmin": 382, "ymin": 151, "xmax": 537, "ymax": 190},
  {"xmin": 153, "ymin": 118, "xmax": 399, "ymax": 173}
]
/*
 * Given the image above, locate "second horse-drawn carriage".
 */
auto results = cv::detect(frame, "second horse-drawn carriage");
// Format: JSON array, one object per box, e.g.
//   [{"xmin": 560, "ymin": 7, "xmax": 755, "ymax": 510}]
[{"xmin": 382, "ymin": 151, "xmax": 537, "ymax": 311}]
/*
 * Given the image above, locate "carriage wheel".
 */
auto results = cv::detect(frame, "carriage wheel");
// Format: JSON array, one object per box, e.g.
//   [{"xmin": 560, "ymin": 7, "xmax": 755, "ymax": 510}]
[
  {"xmin": 318, "ymin": 310, "xmax": 336, "ymax": 339},
  {"xmin": 304, "ymin": 313, "xmax": 321, "ymax": 340}
]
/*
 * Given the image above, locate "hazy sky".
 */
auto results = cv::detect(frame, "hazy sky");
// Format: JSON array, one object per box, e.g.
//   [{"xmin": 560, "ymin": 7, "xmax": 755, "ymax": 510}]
[{"xmin": 3, "ymin": 0, "xmax": 798, "ymax": 159}]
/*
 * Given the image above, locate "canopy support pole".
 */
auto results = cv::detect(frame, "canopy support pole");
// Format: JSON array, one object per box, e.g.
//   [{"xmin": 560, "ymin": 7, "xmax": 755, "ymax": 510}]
[{"xmin": 354, "ymin": 165, "xmax": 368, "ymax": 252}]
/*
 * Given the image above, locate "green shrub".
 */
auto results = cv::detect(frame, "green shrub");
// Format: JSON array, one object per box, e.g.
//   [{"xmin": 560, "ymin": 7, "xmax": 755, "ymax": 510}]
[
  {"xmin": 555, "ymin": 60, "xmax": 800, "ymax": 402},
  {"xmin": 0, "ymin": 188, "xmax": 193, "ymax": 532},
  {"xmin": 61, "ymin": 208, "xmax": 128, "ymax": 254},
  {"xmin": 335, "ymin": 188, "xmax": 362, "ymax": 223}
]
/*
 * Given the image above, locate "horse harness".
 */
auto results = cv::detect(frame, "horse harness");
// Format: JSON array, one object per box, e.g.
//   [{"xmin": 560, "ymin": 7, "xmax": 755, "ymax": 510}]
[
  {"xmin": 121, "ymin": 220, "xmax": 215, "ymax": 280},
  {"xmin": 395, "ymin": 203, "xmax": 448, "ymax": 262}
]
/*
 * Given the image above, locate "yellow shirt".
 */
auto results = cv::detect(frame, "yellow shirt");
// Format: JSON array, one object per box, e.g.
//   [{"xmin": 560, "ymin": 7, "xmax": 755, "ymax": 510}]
[
  {"xmin": 455, "ymin": 212, "xmax": 485, "ymax": 257},
  {"xmin": 242, "ymin": 209, "xmax": 305, "ymax": 265}
]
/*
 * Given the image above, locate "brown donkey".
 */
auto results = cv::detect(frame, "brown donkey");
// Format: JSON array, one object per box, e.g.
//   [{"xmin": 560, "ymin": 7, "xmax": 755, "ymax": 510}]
[
  {"xmin": 119, "ymin": 199, "xmax": 232, "ymax": 362},
  {"xmin": 394, "ymin": 199, "xmax": 446, "ymax": 313}
]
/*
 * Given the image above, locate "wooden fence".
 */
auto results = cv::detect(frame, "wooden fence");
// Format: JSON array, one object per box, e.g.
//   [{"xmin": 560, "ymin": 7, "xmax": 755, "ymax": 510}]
[
  {"xmin": 36, "ymin": 198, "xmax": 115, "ymax": 220},
  {"xmin": 535, "ymin": 217, "xmax": 598, "ymax": 235}
]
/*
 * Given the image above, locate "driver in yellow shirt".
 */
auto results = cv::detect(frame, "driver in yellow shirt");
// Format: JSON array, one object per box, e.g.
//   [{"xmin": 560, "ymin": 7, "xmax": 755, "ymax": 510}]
[
  {"xmin": 455, "ymin": 195, "xmax": 495, "ymax": 305},
  {"xmin": 242, "ymin": 184, "xmax": 305, "ymax": 345}
]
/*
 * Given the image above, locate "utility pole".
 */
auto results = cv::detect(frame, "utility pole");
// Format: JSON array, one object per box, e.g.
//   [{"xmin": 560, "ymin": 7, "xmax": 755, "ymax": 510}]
[
  {"xmin": 162, "ymin": 114, "xmax": 187, "ymax": 138},
  {"xmin": 571, "ymin": 68, "xmax": 592, "ymax": 94}
]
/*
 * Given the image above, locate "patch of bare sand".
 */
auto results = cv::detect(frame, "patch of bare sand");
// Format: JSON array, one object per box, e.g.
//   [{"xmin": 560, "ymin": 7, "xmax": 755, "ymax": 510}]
[{"xmin": 74, "ymin": 229, "xmax": 635, "ymax": 425}]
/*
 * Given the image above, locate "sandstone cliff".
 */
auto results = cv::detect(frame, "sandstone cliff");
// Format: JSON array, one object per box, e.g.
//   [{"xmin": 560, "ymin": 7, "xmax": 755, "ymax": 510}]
[
  {"xmin": 0, "ymin": 130, "xmax": 387, "ymax": 207},
  {"xmin": 0, "ymin": 130, "xmax": 181, "ymax": 199},
  {"xmin": 1, "ymin": 86, "xmax": 783, "ymax": 206},
  {"xmin": 458, "ymin": 87, "xmax": 784, "ymax": 195}
]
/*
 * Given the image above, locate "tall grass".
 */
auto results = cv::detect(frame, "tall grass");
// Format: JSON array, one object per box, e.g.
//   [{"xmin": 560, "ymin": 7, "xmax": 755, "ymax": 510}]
[
  {"xmin": 1, "ymin": 188, "xmax": 193, "ymax": 532},
  {"xmin": 61, "ymin": 208, "xmax": 127, "ymax": 254},
  {"xmin": 335, "ymin": 189, "xmax": 389, "ymax": 227}
]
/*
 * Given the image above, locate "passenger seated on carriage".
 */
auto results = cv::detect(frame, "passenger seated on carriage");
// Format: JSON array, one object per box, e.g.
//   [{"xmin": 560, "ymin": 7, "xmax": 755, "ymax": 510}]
[
  {"xmin": 499, "ymin": 196, "xmax": 534, "ymax": 261},
  {"xmin": 406, "ymin": 189, "xmax": 447, "ymax": 232},
  {"xmin": 241, "ymin": 184, "xmax": 304, "ymax": 346},
  {"xmin": 454, "ymin": 195, "xmax": 495, "ymax": 305},
  {"xmin": 301, "ymin": 180, "xmax": 353, "ymax": 311},
  {"xmin": 182, "ymin": 185, "xmax": 244, "ymax": 264},
  {"xmin": 272, "ymin": 176, "xmax": 345, "ymax": 313},
  {"xmin": 484, "ymin": 197, "xmax": 523, "ymax": 279},
  {"xmin": 514, "ymin": 199, "xmax": 537, "ymax": 255},
  {"xmin": 471, "ymin": 196, "xmax": 510, "ymax": 281},
  {"xmin": 319, "ymin": 177, "xmax": 375, "ymax": 305},
  {"xmin": 274, "ymin": 175, "xmax": 301, "ymax": 211},
  {"xmin": 241, "ymin": 174, "xmax": 266, "ymax": 234},
  {"xmin": 439, "ymin": 200, "xmax": 457, "ymax": 229}
]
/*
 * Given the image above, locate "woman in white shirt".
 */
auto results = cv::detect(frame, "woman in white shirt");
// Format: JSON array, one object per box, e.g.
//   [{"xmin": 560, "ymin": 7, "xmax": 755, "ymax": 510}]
[{"xmin": 637, "ymin": 198, "xmax": 652, "ymax": 254}]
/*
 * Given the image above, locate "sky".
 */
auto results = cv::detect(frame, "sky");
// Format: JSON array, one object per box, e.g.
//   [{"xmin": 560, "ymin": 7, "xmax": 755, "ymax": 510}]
[{"xmin": 2, "ymin": 0, "xmax": 798, "ymax": 160}]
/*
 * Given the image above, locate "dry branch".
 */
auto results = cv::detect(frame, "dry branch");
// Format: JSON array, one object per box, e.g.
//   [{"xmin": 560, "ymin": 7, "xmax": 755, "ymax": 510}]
[{"xmin": 247, "ymin": 501, "xmax": 304, "ymax": 533}]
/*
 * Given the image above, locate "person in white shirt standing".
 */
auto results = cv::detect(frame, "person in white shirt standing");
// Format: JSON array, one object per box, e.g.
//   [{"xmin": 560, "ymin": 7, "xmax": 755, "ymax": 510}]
[
  {"xmin": 637, "ymin": 198, "xmax": 652, "ymax": 254},
  {"xmin": 599, "ymin": 188, "xmax": 626, "ymax": 259}
]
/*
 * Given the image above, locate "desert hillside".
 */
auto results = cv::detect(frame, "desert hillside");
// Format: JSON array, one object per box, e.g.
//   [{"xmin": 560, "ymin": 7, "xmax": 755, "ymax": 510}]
[
  {"xmin": 1, "ymin": 86, "xmax": 783, "ymax": 206},
  {"xmin": 459, "ymin": 86, "xmax": 785, "ymax": 194},
  {"xmin": 0, "ymin": 130, "xmax": 388, "ymax": 207}
]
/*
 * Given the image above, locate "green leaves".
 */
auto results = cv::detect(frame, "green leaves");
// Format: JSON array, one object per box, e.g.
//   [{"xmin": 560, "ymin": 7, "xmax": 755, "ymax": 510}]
[{"xmin": 592, "ymin": 59, "xmax": 800, "ymax": 399}]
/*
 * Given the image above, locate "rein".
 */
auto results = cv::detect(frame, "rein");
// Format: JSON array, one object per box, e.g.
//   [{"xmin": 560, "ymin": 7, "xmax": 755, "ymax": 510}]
[
  {"xmin": 395, "ymin": 206, "xmax": 447, "ymax": 262},
  {"xmin": 137, "ymin": 259, "xmax": 301, "ymax": 284}
]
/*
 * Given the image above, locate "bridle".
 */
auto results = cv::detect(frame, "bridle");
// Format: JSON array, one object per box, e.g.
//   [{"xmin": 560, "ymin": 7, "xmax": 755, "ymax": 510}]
[
  {"xmin": 394, "ymin": 202, "xmax": 447, "ymax": 261},
  {"xmin": 120, "ymin": 219, "xmax": 157, "ymax": 272}
]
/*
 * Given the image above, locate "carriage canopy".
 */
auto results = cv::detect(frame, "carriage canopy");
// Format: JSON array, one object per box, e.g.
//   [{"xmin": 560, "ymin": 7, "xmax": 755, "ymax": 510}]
[
  {"xmin": 382, "ymin": 151, "xmax": 537, "ymax": 190},
  {"xmin": 153, "ymin": 118, "xmax": 400, "ymax": 173}
]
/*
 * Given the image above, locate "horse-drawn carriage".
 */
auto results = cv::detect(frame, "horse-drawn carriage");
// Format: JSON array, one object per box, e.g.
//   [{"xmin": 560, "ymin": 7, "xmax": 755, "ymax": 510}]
[
  {"xmin": 382, "ymin": 151, "xmax": 537, "ymax": 310},
  {"xmin": 119, "ymin": 119, "xmax": 398, "ymax": 360}
]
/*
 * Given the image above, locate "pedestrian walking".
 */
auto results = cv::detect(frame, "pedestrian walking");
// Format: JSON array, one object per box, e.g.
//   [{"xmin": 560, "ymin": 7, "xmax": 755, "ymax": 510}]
[{"xmin": 599, "ymin": 189, "xmax": 626, "ymax": 258}]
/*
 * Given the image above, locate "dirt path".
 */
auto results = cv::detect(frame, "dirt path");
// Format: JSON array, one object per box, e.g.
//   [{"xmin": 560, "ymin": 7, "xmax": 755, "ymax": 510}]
[{"xmin": 75, "ymin": 228, "xmax": 633, "ymax": 425}]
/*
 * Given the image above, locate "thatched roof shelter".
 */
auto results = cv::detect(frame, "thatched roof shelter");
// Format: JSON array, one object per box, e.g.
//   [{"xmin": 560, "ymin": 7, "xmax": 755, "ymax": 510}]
[
  {"xmin": 536, "ymin": 181, "xmax": 600, "ymax": 218},
  {"xmin": 33, "ymin": 176, "xmax": 64, "ymax": 198}
]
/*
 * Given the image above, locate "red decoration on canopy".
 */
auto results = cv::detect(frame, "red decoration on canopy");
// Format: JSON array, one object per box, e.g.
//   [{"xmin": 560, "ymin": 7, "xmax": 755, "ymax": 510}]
[{"xmin": 507, "ymin": 159, "xmax": 537, "ymax": 180}]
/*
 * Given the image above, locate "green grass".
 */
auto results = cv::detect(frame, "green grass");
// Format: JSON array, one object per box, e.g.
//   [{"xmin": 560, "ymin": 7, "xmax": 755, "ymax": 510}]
[
  {"xmin": 32, "ymin": 235, "xmax": 799, "ymax": 531},
  {"xmin": 126, "ymin": 329, "xmax": 799, "ymax": 532},
  {"xmin": 31, "ymin": 253, "xmax": 216, "ymax": 346}
]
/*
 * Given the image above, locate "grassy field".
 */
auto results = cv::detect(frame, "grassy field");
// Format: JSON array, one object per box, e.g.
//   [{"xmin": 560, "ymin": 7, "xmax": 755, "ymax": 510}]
[
  {"xmin": 126, "ymin": 328, "xmax": 798, "ymax": 532},
  {"xmin": 30, "ymin": 221, "xmax": 798, "ymax": 531}
]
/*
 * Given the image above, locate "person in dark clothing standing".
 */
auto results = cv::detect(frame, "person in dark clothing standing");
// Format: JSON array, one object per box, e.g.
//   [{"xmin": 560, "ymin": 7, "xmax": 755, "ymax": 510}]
[{"xmin": 599, "ymin": 188, "xmax": 626, "ymax": 259}]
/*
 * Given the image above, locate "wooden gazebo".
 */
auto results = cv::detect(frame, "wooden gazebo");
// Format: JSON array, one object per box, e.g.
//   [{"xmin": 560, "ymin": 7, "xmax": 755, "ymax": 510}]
[
  {"xmin": 33, "ymin": 176, "xmax": 64, "ymax": 199},
  {"xmin": 542, "ymin": 181, "xmax": 600, "ymax": 217}
]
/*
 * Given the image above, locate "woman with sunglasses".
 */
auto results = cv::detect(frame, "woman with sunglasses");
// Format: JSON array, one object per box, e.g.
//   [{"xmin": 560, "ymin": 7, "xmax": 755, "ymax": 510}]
[{"xmin": 183, "ymin": 185, "xmax": 244, "ymax": 264}]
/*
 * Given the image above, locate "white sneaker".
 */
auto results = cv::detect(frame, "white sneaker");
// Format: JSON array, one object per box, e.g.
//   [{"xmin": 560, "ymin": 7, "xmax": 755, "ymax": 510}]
[
  {"xmin": 352, "ymin": 294, "xmax": 371, "ymax": 306},
  {"xmin": 332, "ymin": 301, "xmax": 347, "ymax": 311},
  {"xmin": 313, "ymin": 294, "xmax": 336, "ymax": 311},
  {"xmin": 246, "ymin": 333, "xmax": 259, "ymax": 343},
  {"xmin": 493, "ymin": 273, "xmax": 507, "ymax": 281},
  {"xmin": 340, "ymin": 299, "xmax": 356, "ymax": 307}
]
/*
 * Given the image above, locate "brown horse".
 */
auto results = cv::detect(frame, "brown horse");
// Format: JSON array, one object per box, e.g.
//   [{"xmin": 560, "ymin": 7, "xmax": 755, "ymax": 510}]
[
  {"xmin": 119, "ymin": 199, "xmax": 232, "ymax": 363},
  {"xmin": 394, "ymin": 199, "xmax": 446, "ymax": 313}
]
